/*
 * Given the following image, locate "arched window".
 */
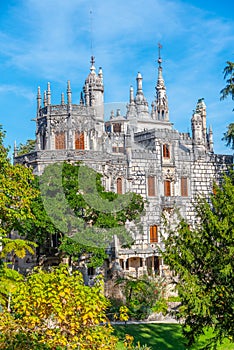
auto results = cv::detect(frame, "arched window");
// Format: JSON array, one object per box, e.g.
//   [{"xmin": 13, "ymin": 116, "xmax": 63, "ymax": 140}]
[
  {"xmin": 181, "ymin": 177, "xmax": 188, "ymax": 197},
  {"xmin": 116, "ymin": 177, "xmax": 122, "ymax": 194},
  {"xmin": 55, "ymin": 132, "xmax": 65, "ymax": 150},
  {"xmin": 148, "ymin": 176, "xmax": 156, "ymax": 196},
  {"xmin": 150, "ymin": 225, "xmax": 158, "ymax": 243},
  {"xmin": 164, "ymin": 180, "xmax": 171, "ymax": 196},
  {"xmin": 41, "ymin": 132, "xmax": 46, "ymax": 150},
  {"xmin": 75, "ymin": 131, "xmax": 85, "ymax": 150},
  {"xmin": 113, "ymin": 123, "xmax": 121, "ymax": 133},
  {"xmin": 163, "ymin": 144, "xmax": 170, "ymax": 158}
]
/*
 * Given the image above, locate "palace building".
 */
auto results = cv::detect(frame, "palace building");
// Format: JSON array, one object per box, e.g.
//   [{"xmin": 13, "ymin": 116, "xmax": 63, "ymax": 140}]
[{"xmin": 14, "ymin": 51, "xmax": 233, "ymax": 280}]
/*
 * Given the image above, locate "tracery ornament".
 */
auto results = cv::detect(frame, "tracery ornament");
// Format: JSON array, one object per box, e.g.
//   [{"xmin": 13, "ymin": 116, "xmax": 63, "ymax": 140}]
[{"xmin": 163, "ymin": 168, "xmax": 176, "ymax": 182}]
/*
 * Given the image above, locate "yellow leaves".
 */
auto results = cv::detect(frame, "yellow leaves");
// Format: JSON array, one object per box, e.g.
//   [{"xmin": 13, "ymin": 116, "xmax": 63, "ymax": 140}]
[
  {"xmin": 0, "ymin": 238, "xmax": 37, "ymax": 260},
  {"xmin": 0, "ymin": 265, "xmax": 117, "ymax": 349},
  {"xmin": 123, "ymin": 334, "xmax": 134, "ymax": 349},
  {"xmin": 119, "ymin": 305, "xmax": 130, "ymax": 322}
]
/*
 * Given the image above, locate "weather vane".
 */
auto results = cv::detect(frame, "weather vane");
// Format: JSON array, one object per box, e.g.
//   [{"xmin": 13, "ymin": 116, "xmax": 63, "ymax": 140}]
[
  {"xmin": 90, "ymin": 9, "xmax": 94, "ymax": 56},
  {"xmin": 158, "ymin": 42, "xmax": 162, "ymax": 66}
]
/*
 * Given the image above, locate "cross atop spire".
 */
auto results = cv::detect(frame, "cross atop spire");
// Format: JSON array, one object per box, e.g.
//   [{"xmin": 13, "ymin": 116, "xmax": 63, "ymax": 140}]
[
  {"xmin": 91, "ymin": 55, "xmax": 95, "ymax": 66},
  {"xmin": 90, "ymin": 55, "xmax": 96, "ymax": 74}
]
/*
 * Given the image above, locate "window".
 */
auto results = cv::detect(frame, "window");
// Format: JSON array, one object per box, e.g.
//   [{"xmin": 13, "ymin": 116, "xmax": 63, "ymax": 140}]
[
  {"xmin": 113, "ymin": 123, "xmax": 121, "ymax": 133},
  {"xmin": 163, "ymin": 144, "xmax": 170, "ymax": 158},
  {"xmin": 112, "ymin": 146, "xmax": 124, "ymax": 153},
  {"xmin": 75, "ymin": 131, "xmax": 84, "ymax": 150},
  {"xmin": 105, "ymin": 124, "xmax": 111, "ymax": 132},
  {"xmin": 181, "ymin": 177, "xmax": 188, "ymax": 197},
  {"xmin": 117, "ymin": 177, "xmax": 122, "ymax": 194},
  {"xmin": 212, "ymin": 183, "xmax": 218, "ymax": 195},
  {"xmin": 148, "ymin": 176, "xmax": 156, "ymax": 196},
  {"xmin": 55, "ymin": 132, "xmax": 65, "ymax": 149},
  {"xmin": 150, "ymin": 225, "xmax": 158, "ymax": 243},
  {"xmin": 41, "ymin": 132, "xmax": 46, "ymax": 150},
  {"xmin": 164, "ymin": 180, "xmax": 171, "ymax": 196}
]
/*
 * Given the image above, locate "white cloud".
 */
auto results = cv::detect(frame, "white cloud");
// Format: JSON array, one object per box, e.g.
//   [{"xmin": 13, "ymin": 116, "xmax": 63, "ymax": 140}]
[{"xmin": 0, "ymin": 84, "xmax": 34, "ymax": 101}]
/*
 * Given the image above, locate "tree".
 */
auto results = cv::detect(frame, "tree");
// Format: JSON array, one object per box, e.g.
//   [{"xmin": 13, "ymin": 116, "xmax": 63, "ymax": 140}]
[
  {"xmin": 0, "ymin": 238, "xmax": 37, "ymax": 311},
  {"xmin": 0, "ymin": 265, "xmax": 117, "ymax": 349},
  {"xmin": 220, "ymin": 61, "xmax": 234, "ymax": 102},
  {"xmin": 162, "ymin": 173, "xmax": 234, "ymax": 349},
  {"xmin": 18, "ymin": 161, "xmax": 144, "ymax": 268},
  {"xmin": 16, "ymin": 139, "xmax": 36, "ymax": 156},
  {"xmin": 115, "ymin": 275, "xmax": 164, "ymax": 320},
  {"xmin": 220, "ymin": 61, "xmax": 234, "ymax": 149},
  {"xmin": 0, "ymin": 125, "xmax": 38, "ymax": 237},
  {"xmin": 222, "ymin": 123, "xmax": 234, "ymax": 150},
  {"xmin": 0, "ymin": 238, "xmax": 37, "ymax": 270}
]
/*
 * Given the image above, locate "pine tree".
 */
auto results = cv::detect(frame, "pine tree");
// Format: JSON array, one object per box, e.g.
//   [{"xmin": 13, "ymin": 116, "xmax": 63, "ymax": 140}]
[{"xmin": 163, "ymin": 173, "xmax": 234, "ymax": 349}]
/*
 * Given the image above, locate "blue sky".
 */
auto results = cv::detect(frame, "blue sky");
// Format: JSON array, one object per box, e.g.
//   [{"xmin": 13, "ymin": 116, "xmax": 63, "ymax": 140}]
[{"xmin": 0, "ymin": 0, "xmax": 233, "ymax": 156}]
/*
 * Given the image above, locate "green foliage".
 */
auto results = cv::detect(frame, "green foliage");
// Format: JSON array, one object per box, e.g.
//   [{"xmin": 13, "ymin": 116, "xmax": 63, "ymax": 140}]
[
  {"xmin": 0, "ymin": 263, "xmax": 23, "ymax": 310},
  {"xmin": 0, "ymin": 125, "xmax": 38, "ymax": 237},
  {"xmin": 152, "ymin": 297, "xmax": 168, "ymax": 315},
  {"xmin": 59, "ymin": 236, "xmax": 107, "ymax": 268},
  {"xmin": 0, "ymin": 238, "xmax": 37, "ymax": 261},
  {"xmin": 220, "ymin": 61, "xmax": 234, "ymax": 102},
  {"xmin": 220, "ymin": 61, "xmax": 234, "ymax": 149},
  {"xmin": 0, "ymin": 265, "xmax": 117, "ymax": 349},
  {"xmin": 163, "ymin": 174, "xmax": 234, "ymax": 349},
  {"xmin": 222, "ymin": 123, "xmax": 234, "ymax": 150},
  {"xmin": 115, "ymin": 275, "xmax": 164, "ymax": 320},
  {"xmin": 0, "ymin": 238, "xmax": 37, "ymax": 311},
  {"xmin": 17, "ymin": 139, "xmax": 36, "ymax": 156},
  {"xmin": 19, "ymin": 161, "xmax": 144, "ymax": 268}
]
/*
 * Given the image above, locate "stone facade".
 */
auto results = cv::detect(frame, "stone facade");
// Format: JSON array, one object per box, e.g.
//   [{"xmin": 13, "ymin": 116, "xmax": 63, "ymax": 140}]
[{"xmin": 14, "ymin": 52, "xmax": 233, "ymax": 279}]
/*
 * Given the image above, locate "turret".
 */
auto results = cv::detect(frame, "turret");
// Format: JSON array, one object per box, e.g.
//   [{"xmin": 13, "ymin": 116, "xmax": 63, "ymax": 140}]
[
  {"xmin": 191, "ymin": 112, "xmax": 204, "ymax": 145},
  {"xmin": 195, "ymin": 98, "xmax": 207, "ymax": 142},
  {"xmin": 191, "ymin": 98, "xmax": 209, "ymax": 152},
  {"xmin": 153, "ymin": 43, "xmax": 169, "ymax": 121},
  {"xmin": 83, "ymin": 56, "xmax": 104, "ymax": 121},
  {"xmin": 134, "ymin": 72, "xmax": 149, "ymax": 116}
]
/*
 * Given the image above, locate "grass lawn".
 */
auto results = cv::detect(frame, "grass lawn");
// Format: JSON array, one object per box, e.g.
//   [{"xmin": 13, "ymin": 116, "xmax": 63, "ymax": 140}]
[{"xmin": 114, "ymin": 323, "xmax": 234, "ymax": 350}]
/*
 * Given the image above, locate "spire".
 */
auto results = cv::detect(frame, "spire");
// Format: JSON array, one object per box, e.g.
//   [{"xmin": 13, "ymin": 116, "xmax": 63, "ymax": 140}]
[
  {"xmin": 80, "ymin": 91, "xmax": 84, "ymax": 105},
  {"xmin": 14, "ymin": 140, "xmax": 17, "ymax": 157},
  {"xmin": 136, "ymin": 72, "xmax": 143, "ymax": 94},
  {"xmin": 154, "ymin": 43, "xmax": 169, "ymax": 121},
  {"xmin": 98, "ymin": 67, "xmax": 103, "ymax": 82},
  {"xmin": 37, "ymin": 86, "xmax": 41, "ymax": 111},
  {"xmin": 43, "ymin": 90, "xmax": 47, "ymax": 107},
  {"xmin": 196, "ymin": 98, "xmax": 207, "ymax": 140},
  {"xmin": 61, "ymin": 92, "xmax": 65, "ymax": 105},
  {"xmin": 129, "ymin": 85, "xmax": 134, "ymax": 104},
  {"xmin": 47, "ymin": 82, "xmax": 51, "ymax": 105},
  {"xmin": 67, "ymin": 80, "xmax": 72, "ymax": 105},
  {"xmin": 208, "ymin": 125, "xmax": 214, "ymax": 152}
]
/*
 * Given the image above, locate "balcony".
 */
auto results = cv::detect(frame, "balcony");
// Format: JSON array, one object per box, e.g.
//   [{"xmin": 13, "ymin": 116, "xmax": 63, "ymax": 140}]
[{"xmin": 160, "ymin": 196, "xmax": 184, "ymax": 209}]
